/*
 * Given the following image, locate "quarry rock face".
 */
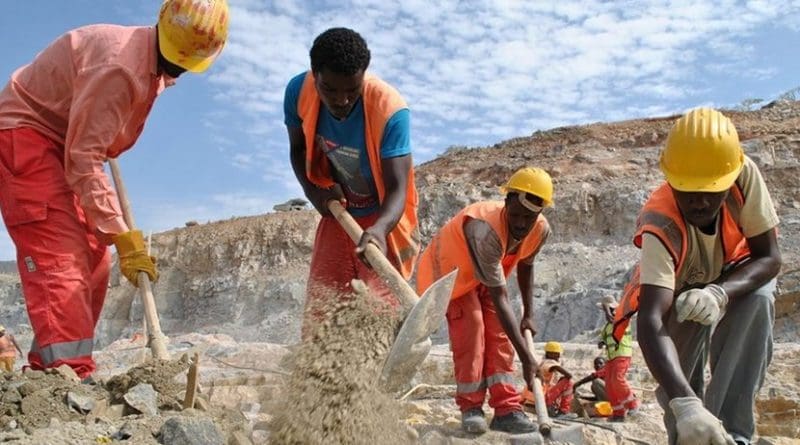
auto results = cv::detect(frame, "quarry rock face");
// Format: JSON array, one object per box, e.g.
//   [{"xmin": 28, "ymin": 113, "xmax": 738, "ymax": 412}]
[
  {"xmin": 67, "ymin": 101, "xmax": 799, "ymax": 346},
  {"xmin": 0, "ymin": 102, "xmax": 798, "ymax": 442}
]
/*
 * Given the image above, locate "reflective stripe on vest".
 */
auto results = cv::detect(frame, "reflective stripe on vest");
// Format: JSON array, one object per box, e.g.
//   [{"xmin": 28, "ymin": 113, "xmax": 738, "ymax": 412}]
[
  {"xmin": 297, "ymin": 71, "xmax": 419, "ymax": 279},
  {"xmin": 612, "ymin": 182, "xmax": 750, "ymax": 342},
  {"xmin": 416, "ymin": 201, "xmax": 548, "ymax": 298}
]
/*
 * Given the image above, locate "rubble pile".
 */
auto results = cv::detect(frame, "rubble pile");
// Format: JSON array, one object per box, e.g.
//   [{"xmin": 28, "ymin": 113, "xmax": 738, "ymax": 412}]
[{"xmin": 0, "ymin": 358, "xmax": 250, "ymax": 445}]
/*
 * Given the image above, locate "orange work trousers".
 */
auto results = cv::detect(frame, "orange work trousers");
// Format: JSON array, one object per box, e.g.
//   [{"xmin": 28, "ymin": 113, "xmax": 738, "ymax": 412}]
[
  {"xmin": 447, "ymin": 285, "xmax": 521, "ymax": 416},
  {"xmin": 545, "ymin": 376, "xmax": 574, "ymax": 413},
  {"xmin": 302, "ymin": 213, "xmax": 398, "ymax": 337},
  {"xmin": 605, "ymin": 356, "xmax": 638, "ymax": 416},
  {"xmin": 0, "ymin": 128, "xmax": 109, "ymax": 378}
]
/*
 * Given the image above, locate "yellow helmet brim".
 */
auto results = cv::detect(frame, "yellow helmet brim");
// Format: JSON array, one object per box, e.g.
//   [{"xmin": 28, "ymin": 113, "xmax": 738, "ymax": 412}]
[
  {"xmin": 662, "ymin": 161, "xmax": 743, "ymax": 192},
  {"xmin": 158, "ymin": 26, "xmax": 220, "ymax": 73}
]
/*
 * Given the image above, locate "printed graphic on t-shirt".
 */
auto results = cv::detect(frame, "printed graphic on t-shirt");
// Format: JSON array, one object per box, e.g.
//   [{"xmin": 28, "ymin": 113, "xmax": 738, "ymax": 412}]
[{"xmin": 315, "ymin": 135, "xmax": 378, "ymax": 210}]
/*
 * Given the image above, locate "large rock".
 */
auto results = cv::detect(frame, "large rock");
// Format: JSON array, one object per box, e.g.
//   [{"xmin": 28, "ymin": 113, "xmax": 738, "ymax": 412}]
[{"xmin": 159, "ymin": 416, "xmax": 224, "ymax": 445}]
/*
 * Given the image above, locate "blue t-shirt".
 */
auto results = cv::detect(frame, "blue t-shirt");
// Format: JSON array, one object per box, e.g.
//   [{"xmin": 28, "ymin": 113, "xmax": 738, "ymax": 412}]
[{"xmin": 284, "ymin": 71, "xmax": 411, "ymax": 216}]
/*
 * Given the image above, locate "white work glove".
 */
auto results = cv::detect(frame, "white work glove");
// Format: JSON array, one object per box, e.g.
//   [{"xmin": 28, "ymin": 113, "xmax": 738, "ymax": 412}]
[
  {"xmin": 669, "ymin": 397, "xmax": 735, "ymax": 445},
  {"xmin": 675, "ymin": 284, "xmax": 728, "ymax": 325}
]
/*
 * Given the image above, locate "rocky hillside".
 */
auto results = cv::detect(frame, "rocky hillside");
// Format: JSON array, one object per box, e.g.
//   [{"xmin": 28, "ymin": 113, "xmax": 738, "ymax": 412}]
[{"xmin": 0, "ymin": 101, "xmax": 798, "ymax": 350}]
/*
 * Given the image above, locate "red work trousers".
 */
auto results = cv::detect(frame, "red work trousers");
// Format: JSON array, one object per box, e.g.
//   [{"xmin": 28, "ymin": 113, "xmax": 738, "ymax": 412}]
[
  {"xmin": 605, "ymin": 356, "xmax": 638, "ymax": 416},
  {"xmin": 302, "ymin": 213, "xmax": 397, "ymax": 337},
  {"xmin": 545, "ymin": 376, "xmax": 574, "ymax": 413},
  {"xmin": 0, "ymin": 128, "xmax": 109, "ymax": 378},
  {"xmin": 447, "ymin": 285, "xmax": 521, "ymax": 416}
]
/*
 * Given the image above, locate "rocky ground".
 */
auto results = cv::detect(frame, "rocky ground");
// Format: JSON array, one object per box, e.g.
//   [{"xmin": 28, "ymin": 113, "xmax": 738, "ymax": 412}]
[
  {"xmin": 1, "ymin": 334, "xmax": 795, "ymax": 444},
  {"xmin": 0, "ymin": 101, "xmax": 798, "ymax": 443}
]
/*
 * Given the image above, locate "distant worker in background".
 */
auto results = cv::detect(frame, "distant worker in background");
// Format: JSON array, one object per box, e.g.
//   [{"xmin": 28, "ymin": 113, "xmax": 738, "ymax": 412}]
[
  {"xmin": 613, "ymin": 108, "xmax": 781, "ymax": 445},
  {"xmin": 528, "ymin": 341, "xmax": 574, "ymax": 417},
  {"xmin": 572, "ymin": 356, "xmax": 609, "ymax": 405},
  {"xmin": 596, "ymin": 294, "xmax": 639, "ymax": 421},
  {"xmin": 285, "ymin": 28, "xmax": 418, "ymax": 333},
  {"xmin": 0, "ymin": 326, "xmax": 23, "ymax": 372},
  {"xmin": 0, "ymin": 0, "xmax": 229, "ymax": 379},
  {"xmin": 417, "ymin": 167, "xmax": 554, "ymax": 434}
]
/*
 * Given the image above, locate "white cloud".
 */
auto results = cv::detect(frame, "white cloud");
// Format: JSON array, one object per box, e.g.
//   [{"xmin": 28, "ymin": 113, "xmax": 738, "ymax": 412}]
[{"xmin": 203, "ymin": 0, "xmax": 797, "ymax": 195}]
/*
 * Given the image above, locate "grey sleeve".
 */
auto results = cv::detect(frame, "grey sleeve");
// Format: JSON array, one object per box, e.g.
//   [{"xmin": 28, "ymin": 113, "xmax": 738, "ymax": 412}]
[
  {"xmin": 464, "ymin": 219, "xmax": 507, "ymax": 287},
  {"xmin": 520, "ymin": 220, "xmax": 551, "ymax": 266}
]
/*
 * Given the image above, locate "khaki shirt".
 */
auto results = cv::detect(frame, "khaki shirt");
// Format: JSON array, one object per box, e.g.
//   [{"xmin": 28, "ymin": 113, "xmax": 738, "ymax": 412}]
[
  {"xmin": 464, "ymin": 218, "xmax": 551, "ymax": 288},
  {"xmin": 640, "ymin": 156, "xmax": 779, "ymax": 290}
]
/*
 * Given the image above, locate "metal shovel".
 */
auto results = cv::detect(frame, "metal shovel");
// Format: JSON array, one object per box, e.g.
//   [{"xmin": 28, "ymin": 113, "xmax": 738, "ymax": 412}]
[{"xmin": 327, "ymin": 200, "xmax": 457, "ymax": 392}]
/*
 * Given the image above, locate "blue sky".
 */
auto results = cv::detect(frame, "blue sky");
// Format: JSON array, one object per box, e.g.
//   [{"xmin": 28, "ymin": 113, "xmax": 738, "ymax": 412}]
[{"xmin": 0, "ymin": 0, "xmax": 799, "ymax": 260}]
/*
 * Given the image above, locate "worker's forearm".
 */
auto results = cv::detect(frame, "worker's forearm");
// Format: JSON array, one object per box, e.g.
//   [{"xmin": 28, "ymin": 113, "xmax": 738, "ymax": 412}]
[
  {"xmin": 289, "ymin": 145, "xmax": 317, "ymax": 195},
  {"xmin": 552, "ymin": 365, "xmax": 572, "ymax": 379},
  {"xmin": 373, "ymin": 155, "xmax": 411, "ymax": 235},
  {"xmin": 489, "ymin": 286, "xmax": 533, "ymax": 363},
  {"xmin": 372, "ymin": 187, "xmax": 405, "ymax": 234},
  {"xmin": 718, "ymin": 255, "xmax": 781, "ymax": 300},
  {"xmin": 574, "ymin": 376, "xmax": 592, "ymax": 388},
  {"xmin": 517, "ymin": 264, "xmax": 534, "ymax": 318},
  {"xmin": 637, "ymin": 313, "xmax": 694, "ymax": 400}
]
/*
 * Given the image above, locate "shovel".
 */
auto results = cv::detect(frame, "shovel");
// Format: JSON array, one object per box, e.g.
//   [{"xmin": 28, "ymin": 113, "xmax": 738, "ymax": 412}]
[
  {"xmin": 109, "ymin": 159, "xmax": 170, "ymax": 361},
  {"xmin": 524, "ymin": 329, "xmax": 552, "ymax": 436},
  {"xmin": 327, "ymin": 200, "xmax": 457, "ymax": 392}
]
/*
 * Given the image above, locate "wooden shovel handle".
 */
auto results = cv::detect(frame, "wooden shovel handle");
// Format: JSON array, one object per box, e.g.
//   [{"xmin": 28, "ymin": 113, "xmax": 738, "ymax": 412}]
[
  {"xmin": 524, "ymin": 329, "xmax": 552, "ymax": 436},
  {"xmin": 327, "ymin": 200, "xmax": 417, "ymax": 311},
  {"xmin": 109, "ymin": 159, "xmax": 170, "ymax": 361}
]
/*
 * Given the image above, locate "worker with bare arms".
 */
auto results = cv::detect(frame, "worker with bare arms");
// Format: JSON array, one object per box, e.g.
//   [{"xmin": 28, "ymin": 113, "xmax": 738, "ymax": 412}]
[
  {"xmin": 572, "ymin": 357, "xmax": 609, "ymax": 407},
  {"xmin": 416, "ymin": 167, "xmax": 553, "ymax": 434},
  {"xmin": 613, "ymin": 108, "xmax": 781, "ymax": 445},
  {"xmin": 535, "ymin": 341, "xmax": 575, "ymax": 417},
  {"xmin": 284, "ymin": 28, "xmax": 418, "ymax": 333},
  {"xmin": 0, "ymin": 0, "xmax": 229, "ymax": 379}
]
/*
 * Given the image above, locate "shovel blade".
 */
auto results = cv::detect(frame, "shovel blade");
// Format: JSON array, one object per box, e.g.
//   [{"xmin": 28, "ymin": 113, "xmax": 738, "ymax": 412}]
[{"xmin": 379, "ymin": 269, "xmax": 457, "ymax": 392}]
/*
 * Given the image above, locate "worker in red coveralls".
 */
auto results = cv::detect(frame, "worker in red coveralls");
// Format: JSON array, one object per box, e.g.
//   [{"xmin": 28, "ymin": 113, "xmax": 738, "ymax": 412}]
[
  {"xmin": 416, "ymin": 167, "xmax": 555, "ymax": 435},
  {"xmin": 0, "ymin": 0, "xmax": 229, "ymax": 380}
]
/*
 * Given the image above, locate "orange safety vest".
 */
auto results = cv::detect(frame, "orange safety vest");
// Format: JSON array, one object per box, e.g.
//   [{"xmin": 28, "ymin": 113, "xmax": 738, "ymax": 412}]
[
  {"xmin": 0, "ymin": 335, "xmax": 15, "ymax": 358},
  {"xmin": 612, "ymin": 182, "xmax": 750, "ymax": 342},
  {"xmin": 297, "ymin": 71, "xmax": 419, "ymax": 279},
  {"xmin": 416, "ymin": 201, "xmax": 549, "ymax": 298}
]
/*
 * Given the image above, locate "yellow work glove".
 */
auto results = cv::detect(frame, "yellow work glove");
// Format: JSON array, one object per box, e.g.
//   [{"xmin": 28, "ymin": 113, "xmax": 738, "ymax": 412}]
[{"xmin": 113, "ymin": 230, "xmax": 158, "ymax": 287}]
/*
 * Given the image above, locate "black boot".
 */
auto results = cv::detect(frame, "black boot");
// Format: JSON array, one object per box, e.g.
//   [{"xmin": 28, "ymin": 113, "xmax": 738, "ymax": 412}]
[{"xmin": 489, "ymin": 411, "xmax": 536, "ymax": 434}]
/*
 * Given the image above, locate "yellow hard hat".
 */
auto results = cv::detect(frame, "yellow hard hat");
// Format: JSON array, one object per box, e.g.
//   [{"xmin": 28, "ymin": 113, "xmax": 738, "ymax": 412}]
[
  {"xmin": 660, "ymin": 108, "xmax": 744, "ymax": 192},
  {"xmin": 501, "ymin": 167, "xmax": 554, "ymax": 207},
  {"xmin": 157, "ymin": 0, "xmax": 229, "ymax": 73},
  {"xmin": 0, "ymin": 325, "xmax": 5, "ymax": 333},
  {"xmin": 544, "ymin": 341, "xmax": 562, "ymax": 354}
]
